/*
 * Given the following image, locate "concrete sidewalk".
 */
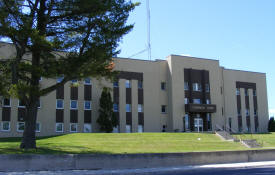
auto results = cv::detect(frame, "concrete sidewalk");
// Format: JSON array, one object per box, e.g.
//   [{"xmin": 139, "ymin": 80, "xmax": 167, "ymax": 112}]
[{"xmin": 1, "ymin": 161, "xmax": 275, "ymax": 175}]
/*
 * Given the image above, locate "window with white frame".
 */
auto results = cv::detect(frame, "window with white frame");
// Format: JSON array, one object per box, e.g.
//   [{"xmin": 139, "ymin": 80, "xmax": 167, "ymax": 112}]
[
  {"xmin": 113, "ymin": 103, "xmax": 119, "ymax": 112},
  {"xmin": 70, "ymin": 123, "xmax": 77, "ymax": 132},
  {"xmin": 2, "ymin": 122, "xmax": 10, "ymax": 131},
  {"xmin": 56, "ymin": 123, "xmax": 64, "ymax": 132},
  {"xmin": 70, "ymin": 100, "xmax": 78, "ymax": 109},
  {"xmin": 125, "ymin": 80, "xmax": 131, "ymax": 88},
  {"xmin": 113, "ymin": 81, "xmax": 119, "ymax": 88},
  {"xmin": 161, "ymin": 82, "xmax": 166, "ymax": 90},
  {"xmin": 112, "ymin": 126, "xmax": 119, "ymax": 133},
  {"xmin": 192, "ymin": 83, "xmax": 201, "ymax": 91},
  {"xmin": 206, "ymin": 99, "xmax": 210, "ymax": 104},
  {"xmin": 184, "ymin": 82, "xmax": 189, "ymax": 91},
  {"xmin": 71, "ymin": 79, "xmax": 78, "ymax": 83},
  {"xmin": 84, "ymin": 78, "xmax": 91, "ymax": 85},
  {"xmin": 126, "ymin": 125, "xmax": 131, "ymax": 133},
  {"xmin": 57, "ymin": 76, "xmax": 64, "ymax": 83},
  {"xmin": 161, "ymin": 105, "xmax": 166, "ymax": 113},
  {"xmin": 84, "ymin": 124, "xmax": 92, "ymax": 133},
  {"xmin": 253, "ymin": 89, "xmax": 257, "ymax": 96},
  {"xmin": 205, "ymin": 84, "xmax": 210, "ymax": 92},
  {"xmin": 138, "ymin": 104, "xmax": 143, "ymax": 112},
  {"xmin": 17, "ymin": 122, "xmax": 25, "ymax": 132},
  {"xmin": 56, "ymin": 99, "xmax": 64, "ymax": 109},
  {"xmin": 138, "ymin": 125, "xmax": 144, "ymax": 133},
  {"xmin": 246, "ymin": 109, "xmax": 250, "ymax": 116},
  {"xmin": 18, "ymin": 100, "xmax": 26, "ymax": 108},
  {"xmin": 37, "ymin": 99, "xmax": 41, "ymax": 109},
  {"xmin": 35, "ymin": 123, "xmax": 41, "ymax": 132},
  {"xmin": 3, "ymin": 98, "xmax": 11, "ymax": 107},
  {"xmin": 126, "ymin": 104, "xmax": 131, "ymax": 112},
  {"xmin": 184, "ymin": 98, "xmax": 189, "ymax": 104},
  {"xmin": 138, "ymin": 80, "xmax": 143, "ymax": 89},
  {"xmin": 84, "ymin": 101, "xmax": 91, "ymax": 110},
  {"xmin": 236, "ymin": 88, "xmax": 240, "ymax": 95},
  {"xmin": 193, "ymin": 99, "xmax": 201, "ymax": 104}
]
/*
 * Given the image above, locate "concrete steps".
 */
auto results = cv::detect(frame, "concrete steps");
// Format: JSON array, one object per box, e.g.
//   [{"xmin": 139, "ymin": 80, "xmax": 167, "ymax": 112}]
[{"xmin": 215, "ymin": 131, "xmax": 235, "ymax": 141}]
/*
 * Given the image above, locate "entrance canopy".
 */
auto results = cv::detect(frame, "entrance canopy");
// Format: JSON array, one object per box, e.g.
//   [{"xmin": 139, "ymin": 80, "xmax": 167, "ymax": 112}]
[{"xmin": 185, "ymin": 104, "xmax": 216, "ymax": 113}]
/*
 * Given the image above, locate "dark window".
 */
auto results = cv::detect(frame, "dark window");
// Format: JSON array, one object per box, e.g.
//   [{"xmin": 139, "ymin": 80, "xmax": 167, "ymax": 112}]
[
  {"xmin": 184, "ymin": 82, "xmax": 189, "ymax": 90},
  {"xmin": 3, "ymin": 98, "xmax": 10, "ymax": 107},
  {"xmin": 113, "ymin": 81, "xmax": 119, "ymax": 88},
  {"xmin": 161, "ymin": 105, "xmax": 166, "ymax": 113},
  {"xmin": 205, "ymin": 84, "xmax": 210, "ymax": 92},
  {"xmin": 245, "ymin": 89, "xmax": 248, "ymax": 96},
  {"xmin": 138, "ymin": 81, "xmax": 143, "ymax": 89},
  {"xmin": 161, "ymin": 82, "xmax": 166, "ymax": 90}
]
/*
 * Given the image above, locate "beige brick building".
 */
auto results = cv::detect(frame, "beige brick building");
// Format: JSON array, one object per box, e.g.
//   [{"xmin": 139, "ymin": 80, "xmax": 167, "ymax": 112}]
[{"xmin": 0, "ymin": 43, "xmax": 269, "ymax": 137}]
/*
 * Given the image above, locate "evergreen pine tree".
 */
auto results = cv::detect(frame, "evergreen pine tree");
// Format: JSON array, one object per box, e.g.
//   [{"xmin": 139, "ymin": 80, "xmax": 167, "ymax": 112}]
[{"xmin": 97, "ymin": 87, "xmax": 118, "ymax": 133}]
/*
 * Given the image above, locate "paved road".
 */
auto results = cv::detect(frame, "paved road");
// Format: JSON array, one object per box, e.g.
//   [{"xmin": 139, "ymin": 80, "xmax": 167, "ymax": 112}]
[{"xmin": 1, "ymin": 161, "xmax": 275, "ymax": 175}]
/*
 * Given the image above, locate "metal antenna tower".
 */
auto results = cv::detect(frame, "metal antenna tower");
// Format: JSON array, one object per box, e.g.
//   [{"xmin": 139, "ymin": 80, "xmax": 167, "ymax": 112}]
[{"xmin": 129, "ymin": 0, "xmax": 152, "ymax": 60}]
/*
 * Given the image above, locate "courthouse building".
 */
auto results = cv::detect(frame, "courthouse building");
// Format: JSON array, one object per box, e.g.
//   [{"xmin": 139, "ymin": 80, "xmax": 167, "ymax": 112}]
[{"xmin": 0, "ymin": 43, "xmax": 269, "ymax": 137}]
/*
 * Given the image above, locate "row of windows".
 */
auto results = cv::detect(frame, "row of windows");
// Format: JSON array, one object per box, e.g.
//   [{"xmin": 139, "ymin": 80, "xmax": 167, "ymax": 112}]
[
  {"xmin": 113, "ymin": 104, "xmax": 144, "ymax": 113},
  {"xmin": 56, "ymin": 100, "xmax": 91, "ymax": 110},
  {"xmin": 184, "ymin": 82, "xmax": 210, "ymax": 92},
  {"xmin": 1, "ymin": 99, "xmax": 41, "ymax": 108},
  {"xmin": 113, "ymin": 80, "xmax": 143, "ymax": 89},
  {"xmin": 0, "ymin": 122, "xmax": 41, "ymax": 132},
  {"xmin": 236, "ymin": 88, "xmax": 257, "ymax": 96},
  {"xmin": 184, "ymin": 98, "xmax": 211, "ymax": 104},
  {"xmin": 56, "ymin": 77, "xmax": 92, "ymax": 85},
  {"xmin": 237, "ymin": 108, "xmax": 258, "ymax": 116}
]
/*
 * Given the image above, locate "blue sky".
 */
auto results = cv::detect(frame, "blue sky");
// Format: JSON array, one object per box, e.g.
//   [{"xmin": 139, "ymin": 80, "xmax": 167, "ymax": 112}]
[{"xmin": 118, "ymin": 0, "xmax": 275, "ymax": 116}]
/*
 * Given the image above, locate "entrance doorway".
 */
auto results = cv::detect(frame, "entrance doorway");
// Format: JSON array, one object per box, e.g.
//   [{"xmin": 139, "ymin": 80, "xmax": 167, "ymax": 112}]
[{"xmin": 194, "ymin": 118, "xmax": 203, "ymax": 132}]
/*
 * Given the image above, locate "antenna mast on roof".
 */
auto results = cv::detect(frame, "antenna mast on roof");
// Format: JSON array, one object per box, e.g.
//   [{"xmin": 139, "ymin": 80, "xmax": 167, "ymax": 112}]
[
  {"xmin": 128, "ymin": 0, "xmax": 152, "ymax": 60},
  {"xmin": 147, "ymin": 0, "xmax": 151, "ymax": 60}
]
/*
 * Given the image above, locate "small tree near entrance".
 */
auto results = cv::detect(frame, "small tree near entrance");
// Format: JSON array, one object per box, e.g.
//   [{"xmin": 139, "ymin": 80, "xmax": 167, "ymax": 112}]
[{"xmin": 97, "ymin": 87, "xmax": 118, "ymax": 133}]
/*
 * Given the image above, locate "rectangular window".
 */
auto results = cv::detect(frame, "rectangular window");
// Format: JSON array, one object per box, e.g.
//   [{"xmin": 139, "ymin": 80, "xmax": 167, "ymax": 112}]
[
  {"xmin": 18, "ymin": 100, "xmax": 26, "ymax": 108},
  {"xmin": 3, "ymin": 98, "xmax": 11, "ymax": 107},
  {"xmin": 138, "ymin": 81, "xmax": 143, "ymax": 89},
  {"xmin": 184, "ymin": 82, "xmax": 189, "ymax": 91},
  {"xmin": 138, "ymin": 104, "xmax": 143, "ymax": 112},
  {"xmin": 193, "ymin": 99, "xmax": 201, "ymax": 104},
  {"xmin": 207, "ymin": 113, "xmax": 212, "ymax": 131},
  {"xmin": 254, "ymin": 109, "xmax": 258, "ymax": 116},
  {"xmin": 138, "ymin": 125, "xmax": 144, "ymax": 133},
  {"xmin": 206, "ymin": 99, "xmax": 210, "ymax": 104},
  {"xmin": 236, "ymin": 88, "xmax": 240, "ymax": 95},
  {"xmin": 161, "ymin": 82, "xmax": 166, "ymax": 90},
  {"xmin": 84, "ymin": 78, "xmax": 91, "ymax": 85},
  {"xmin": 246, "ymin": 109, "xmax": 250, "ymax": 116},
  {"xmin": 205, "ymin": 84, "xmax": 210, "ymax": 92},
  {"xmin": 57, "ymin": 76, "xmax": 64, "ymax": 83},
  {"xmin": 56, "ymin": 123, "xmax": 64, "ymax": 132},
  {"xmin": 192, "ymin": 83, "xmax": 201, "ymax": 91},
  {"xmin": 37, "ymin": 100, "xmax": 41, "ymax": 109},
  {"xmin": 39, "ymin": 77, "xmax": 43, "ymax": 82},
  {"xmin": 70, "ymin": 100, "xmax": 78, "ymax": 110},
  {"xmin": 253, "ymin": 89, "xmax": 257, "ymax": 96},
  {"xmin": 113, "ymin": 81, "xmax": 119, "ymax": 88},
  {"xmin": 113, "ymin": 103, "xmax": 119, "ymax": 112},
  {"xmin": 112, "ymin": 126, "xmax": 119, "ymax": 133},
  {"xmin": 126, "ymin": 125, "xmax": 131, "ymax": 133},
  {"xmin": 184, "ymin": 98, "xmax": 188, "ymax": 104},
  {"xmin": 71, "ymin": 79, "xmax": 77, "ymax": 83},
  {"xmin": 84, "ymin": 101, "xmax": 91, "ymax": 110},
  {"xmin": 35, "ymin": 123, "xmax": 41, "ymax": 132},
  {"xmin": 70, "ymin": 123, "xmax": 78, "ymax": 132},
  {"xmin": 126, "ymin": 104, "xmax": 131, "ymax": 112},
  {"xmin": 161, "ymin": 105, "xmax": 166, "ymax": 113},
  {"xmin": 237, "ymin": 108, "xmax": 241, "ymax": 116},
  {"xmin": 84, "ymin": 124, "xmax": 92, "ymax": 133},
  {"xmin": 245, "ymin": 89, "xmax": 248, "ymax": 96},
  {"xmin": 125, "ymin": 80, "xmax": 131, "ymax": 88},
  {"xmin": 17, "ymin": 122, "xmax": 25, "ymax": 132},
  {"xmin": 56, "ymin": 99, "xmax": 64, "ymax": 109},
  {"xmin": 1, "ymin": 122, "xmax": 10, "ymax": 132},
  {"xmin": 184, "ymin": 114, "xmax": 190, "ymax": 131}
]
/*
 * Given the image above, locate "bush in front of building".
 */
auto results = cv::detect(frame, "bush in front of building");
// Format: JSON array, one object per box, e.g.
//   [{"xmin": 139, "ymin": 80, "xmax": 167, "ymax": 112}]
[
  {"xmin": 268, "ymin": 117, "xmax": 275, "ymax": 132},
  {"xmin": 97, "ymin": 87, "xmax": 118, "ymax": 133}
]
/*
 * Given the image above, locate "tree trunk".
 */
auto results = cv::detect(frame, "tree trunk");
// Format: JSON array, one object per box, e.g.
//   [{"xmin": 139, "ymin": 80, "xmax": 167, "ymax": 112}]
[{"xmin": 20, "ymin": 102, "xmax": 38, "ymax": 149}]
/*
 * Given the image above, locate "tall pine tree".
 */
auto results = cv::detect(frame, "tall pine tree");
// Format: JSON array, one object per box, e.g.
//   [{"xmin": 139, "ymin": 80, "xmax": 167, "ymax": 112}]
[
  {"xmin": 0, "ymin": 0, "xmax": 138, "ymax": 149},
  {"xmin": 97, "ymin": 87, "xmax": 118, "ymax": 133}
]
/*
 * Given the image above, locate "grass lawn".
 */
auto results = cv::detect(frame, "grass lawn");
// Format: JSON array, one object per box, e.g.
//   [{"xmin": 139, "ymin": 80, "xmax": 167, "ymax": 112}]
[
  {"xmin": 0, "ymin": 133, "xmax": 248, "ymax": 154},
  {"xmin": 233, "ymin": 132, "xmax": 275, "ymax": 148}
]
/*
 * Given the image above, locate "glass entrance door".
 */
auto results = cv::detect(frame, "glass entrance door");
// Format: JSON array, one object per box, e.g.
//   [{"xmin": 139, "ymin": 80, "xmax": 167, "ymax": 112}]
[{"xmin": 194, "ymin": 118, "xmax": 203, "ymax": 132}]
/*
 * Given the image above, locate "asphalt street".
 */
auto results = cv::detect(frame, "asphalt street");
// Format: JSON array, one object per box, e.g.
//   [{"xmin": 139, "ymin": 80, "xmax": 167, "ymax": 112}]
[{"xmin": 1, "ymin": 161, "xmax": 275, "ymax": 175}]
